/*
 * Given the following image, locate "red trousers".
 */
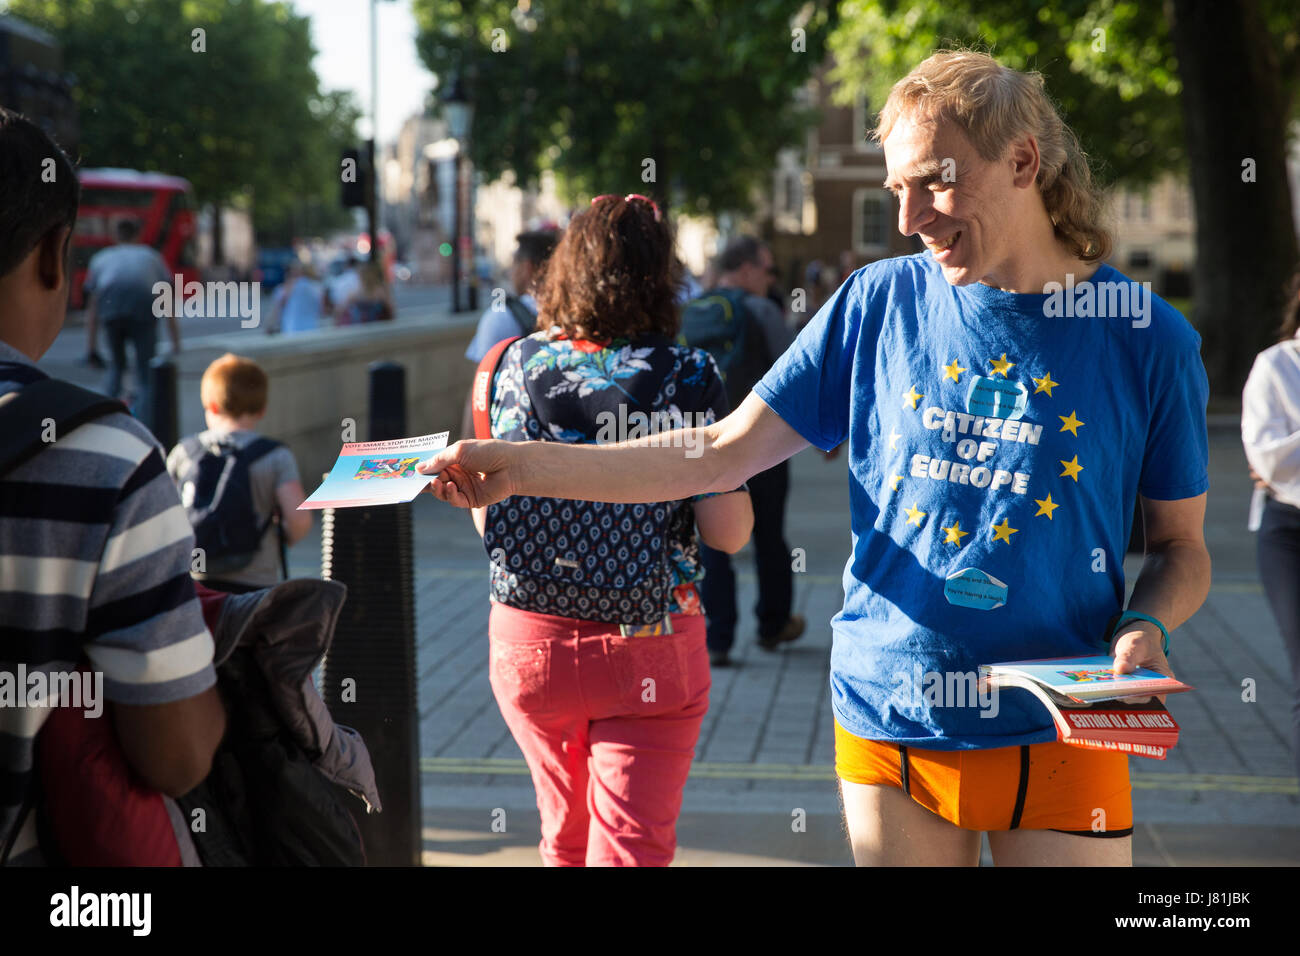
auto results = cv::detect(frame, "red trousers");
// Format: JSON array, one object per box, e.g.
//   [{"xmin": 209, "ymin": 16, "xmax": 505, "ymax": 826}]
[{"xmin": 487, "ymin": 601, "xmax": 710, "ymax": 866}]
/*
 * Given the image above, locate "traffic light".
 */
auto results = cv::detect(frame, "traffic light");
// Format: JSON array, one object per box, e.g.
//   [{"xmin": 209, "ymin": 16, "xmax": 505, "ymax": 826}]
[{"xmin": 340, "ymin": 146, "xmax": 367, "ymax": 209}]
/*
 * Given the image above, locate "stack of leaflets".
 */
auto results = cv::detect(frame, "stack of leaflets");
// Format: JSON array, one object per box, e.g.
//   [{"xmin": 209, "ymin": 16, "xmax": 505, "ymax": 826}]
[{"xmin": 979, "ymin": 656, "xmax": 1193, "ymax": 760}]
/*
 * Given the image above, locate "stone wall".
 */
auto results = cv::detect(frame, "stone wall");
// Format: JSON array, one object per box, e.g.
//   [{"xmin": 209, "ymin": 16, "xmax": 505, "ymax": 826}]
[{"xmin": 173, "ymin": 313, "xmax": 479, "ymax": 485}]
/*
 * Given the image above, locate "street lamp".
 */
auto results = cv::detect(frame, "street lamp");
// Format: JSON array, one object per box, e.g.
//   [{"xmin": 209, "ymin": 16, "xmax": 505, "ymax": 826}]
[{"xmin": 443, "ymin": 73, "xmax": 474, "ymax": 312}]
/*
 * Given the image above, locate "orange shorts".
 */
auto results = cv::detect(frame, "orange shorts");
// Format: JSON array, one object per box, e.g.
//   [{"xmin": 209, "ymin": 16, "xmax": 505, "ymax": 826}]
[{"xmin": 834, "ymin": 720, "xmax": 1132, "ymax": 836}]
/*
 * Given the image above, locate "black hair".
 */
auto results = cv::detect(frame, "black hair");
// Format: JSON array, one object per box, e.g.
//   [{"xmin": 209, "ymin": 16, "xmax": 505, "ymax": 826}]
[
  {"xmin": 716, "ymin": 235, "xmax": 765, "ymax": 273},
  {"xmin": 116, "ymin": 218, "xmax": 140, "ymax": 242},
  {"xmin": 514, "ymin": 229, "xmax": 559, "ymax": 267},
  {"xmin": 0, "ymin": 107, "xmax": 79, "ymax": 279}
]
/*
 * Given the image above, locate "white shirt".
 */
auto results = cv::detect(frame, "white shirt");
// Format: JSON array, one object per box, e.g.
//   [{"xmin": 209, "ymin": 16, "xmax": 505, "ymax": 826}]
[
  {"xmin": 327, "ymin": 269, "xmax": 361, "ymax": 307},
  {"xmin": 1242, "ymin": 333, "xmax": 1300, "ymax": 509}
]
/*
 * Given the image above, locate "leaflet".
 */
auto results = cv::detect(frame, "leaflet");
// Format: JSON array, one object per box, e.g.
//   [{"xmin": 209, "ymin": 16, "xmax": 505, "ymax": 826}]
[{"xmin": 298, "ymin": 432, "xmax": 448, "ymax": 509}]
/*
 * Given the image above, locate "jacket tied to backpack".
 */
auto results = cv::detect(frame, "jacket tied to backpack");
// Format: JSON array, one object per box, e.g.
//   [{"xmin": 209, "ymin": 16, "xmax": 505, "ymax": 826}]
[
  {"xmin": 33, "ymin": 578, "xmax": 379, "ymax": 866},
  {"xmin": 178, "ymin": 578, "xmax": 381, "ymax": 865}
]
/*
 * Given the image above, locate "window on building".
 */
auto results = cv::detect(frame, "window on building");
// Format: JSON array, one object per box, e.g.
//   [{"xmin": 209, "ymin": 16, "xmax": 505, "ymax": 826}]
[
  {"xmin": 779, "ymin": 170, "xmax": 800, "ymax": 219},
  {"xmin": 853, "ymin": 189, "xmax": 891, "ymax": 253},
  {"xmin": 1128, "ymin": 248, "xmax": 1152, "ymax": 269}
]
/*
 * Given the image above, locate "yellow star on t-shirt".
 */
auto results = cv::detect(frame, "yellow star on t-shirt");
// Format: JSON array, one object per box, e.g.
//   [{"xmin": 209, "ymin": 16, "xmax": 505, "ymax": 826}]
[
  {"xmin": 903, "ymin": 385, "xmax": 923, "ymax": 410},
  {"xmin": 1034, "ymin": 493, "xmax": 1060, "ymax": 519},
  {"xmin": 889, "ymin": 474, "xmax": 903, "ymax": 491},
  {"xmin": 1058, "ymin": 410, "xmax": 1084, "ymax": 436},
  {"xmin": 1060, "ymin": 456, "xmax": 1084, "ymax": 481},
  {"xmin": 942, "ymin": 520, "xmax": 969, "ymax": 545},
  {"xmin": 991, "ymin": 517, "xmax": 1018, "ymax": 544},
  {"xmin": 988, "ymin": 353, "xmax": 1015, "ymax": 377},
  {"xmin": 1033, "ymin": 372, "xmax": 1058, "ymax": 396},
  {"xmin": 904, "ymin": 502, "xmax": 927, "ymax": 526},
  {"xmin": 889, "ymin": 429, "xmax": 901, "ymax": 450},
  {"xmin": 943, "ymin": 359, "xmax": 967, "ymax": 383}
]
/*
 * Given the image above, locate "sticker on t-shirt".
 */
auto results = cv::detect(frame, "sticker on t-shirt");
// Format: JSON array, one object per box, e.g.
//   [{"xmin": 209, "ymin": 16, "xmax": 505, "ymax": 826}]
[
  {"xmin": 966, "ymin": 376, "xmax": 1028, "ymax": 421},
  {"xmin": 944, "ymin": 567, "xmax": 1008, "ymax": 610}
]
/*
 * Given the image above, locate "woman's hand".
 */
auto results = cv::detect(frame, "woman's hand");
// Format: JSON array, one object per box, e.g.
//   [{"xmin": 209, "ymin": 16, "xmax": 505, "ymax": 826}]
[
  {"xmin": 1249, "ymin": 467, "xmax": 1271, "ymax": 491},
  {"xmin": 417, "ymin": 439, "xmax": 517, "ymax": 508}
]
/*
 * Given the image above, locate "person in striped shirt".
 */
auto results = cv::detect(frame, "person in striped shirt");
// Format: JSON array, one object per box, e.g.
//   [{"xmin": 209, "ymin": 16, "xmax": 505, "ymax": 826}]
[{"xmin": 0, "ymin": 107, "xmax": 225, "ymax": 865}]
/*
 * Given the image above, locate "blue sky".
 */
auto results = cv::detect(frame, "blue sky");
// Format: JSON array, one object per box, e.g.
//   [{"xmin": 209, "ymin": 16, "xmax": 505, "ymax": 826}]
[{"xmin": 291, "ymin": 0, "xmax": 434, "ymax": 144}]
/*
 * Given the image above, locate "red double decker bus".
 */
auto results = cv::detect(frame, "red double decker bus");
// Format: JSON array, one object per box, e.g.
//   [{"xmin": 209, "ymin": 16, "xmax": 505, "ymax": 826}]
[{"xmin": 71, "ymin": 168, "xmax": 200, "ymax": 308}]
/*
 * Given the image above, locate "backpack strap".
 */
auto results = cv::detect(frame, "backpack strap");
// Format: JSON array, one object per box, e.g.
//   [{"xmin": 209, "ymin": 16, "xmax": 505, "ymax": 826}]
[
  {"xmin": 503, "ymin": 295, "xmax": 537, "ymax": 337},
  {"xmin": 235, "ymin": 436, "xmax": 287, "ymax": 561},
  {"xmin": 0, "ymin": 378, "xmax": 128, "ymax": 478},
  {"xmin": 471, "ymin": 336, "xmax": 520, "ymax": 440},
  {"xmin": 239, "ymin": 436, "xmax": 283, "ymax": 465}
]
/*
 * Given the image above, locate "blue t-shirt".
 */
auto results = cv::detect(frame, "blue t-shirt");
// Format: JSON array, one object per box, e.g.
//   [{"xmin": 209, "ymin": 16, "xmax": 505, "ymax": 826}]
[{"xmin": 754, "ymin": 253, "xmax": 1209, "ymax": 749}]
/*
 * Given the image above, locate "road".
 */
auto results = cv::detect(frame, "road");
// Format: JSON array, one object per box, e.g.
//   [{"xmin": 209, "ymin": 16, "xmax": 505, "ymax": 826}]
[{"xmin": 44, "ymin": 282, "xmax": 456, "ymax": 385}]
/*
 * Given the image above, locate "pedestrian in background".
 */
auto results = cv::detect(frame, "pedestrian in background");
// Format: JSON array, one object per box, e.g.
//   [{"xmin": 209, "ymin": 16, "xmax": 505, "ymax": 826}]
[
  {"xmin": 268, "ymin": 262, "xmax": 325, "ymax": 335},
  {"xmin": 460, "ymin": 229, "xmax": 559, "ymax": 439},
  {"xmin": 681, "ymin": 236, "xmax": 804, "ymax": 666},
  {"xmin": 464, "ymin": 229, "xmax": 559, "ymax": 361},
  {"xmin": 167, "ymin": 353, "xmax": 312, "ymax": 593},
  {"xmin": 336, "ymin": 262, "xmax": 394, "ymax": 325},
  {"xmin": 82, "ymin": 218, "xmax": 179, "ymax": 429},
  {"xmin": 324, "ymin": 253, "xmax": 361, "ymax": 319},
  {"xmin": 1242, "ymin": 270, "xmax": 1300, "ymax": 780},
  {"xmin": 465, "ymin": 194, "xmax": 752, "ymax": 865}
]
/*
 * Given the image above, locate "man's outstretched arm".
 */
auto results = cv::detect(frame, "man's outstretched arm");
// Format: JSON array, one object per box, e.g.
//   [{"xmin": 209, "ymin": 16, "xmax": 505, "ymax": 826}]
[{"xmin": 418, "ymin": 392, "xmax": 810, "ymax": 508}]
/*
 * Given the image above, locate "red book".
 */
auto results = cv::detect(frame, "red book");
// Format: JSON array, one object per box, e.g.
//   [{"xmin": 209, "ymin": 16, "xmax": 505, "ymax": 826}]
[{"xmin": 980, "ymin": 657, "xmax": 1186, "ymax": 760}]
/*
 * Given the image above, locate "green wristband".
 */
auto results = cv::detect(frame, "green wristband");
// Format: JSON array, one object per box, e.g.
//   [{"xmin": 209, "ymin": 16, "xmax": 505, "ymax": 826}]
[{"xmin": 1113, "ymin": 610, "xmax": 1170, "ymax": 656}]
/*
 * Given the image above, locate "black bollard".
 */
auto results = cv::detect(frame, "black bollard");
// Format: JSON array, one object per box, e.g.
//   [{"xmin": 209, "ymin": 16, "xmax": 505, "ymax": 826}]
[
  {"xmin": 320, "ymin": 362, "xmax": 421, "ymax": 866},
  {"xmin": 368, "ymin": 362, "xmax": 407, "ymax": 440},
  {"xmin": 147, "ymin": 355, "xmax": 178, "ymax": 450}
]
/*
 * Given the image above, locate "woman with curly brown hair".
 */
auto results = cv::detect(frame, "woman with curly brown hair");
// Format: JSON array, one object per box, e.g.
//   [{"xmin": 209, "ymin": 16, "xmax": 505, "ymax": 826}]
[{"xmin": 467, "ymin": 194, "xmax": 752, "ymax": 866}]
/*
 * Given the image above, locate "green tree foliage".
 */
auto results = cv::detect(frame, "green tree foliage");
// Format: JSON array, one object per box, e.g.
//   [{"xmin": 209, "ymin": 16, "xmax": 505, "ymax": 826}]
[
  {"xmin": 413, "ymin": 0, "xmax": 839, "ymax": 214},
  {"xmin": 9, "ymin": 0, "xmax": 360, "ymax": 243},
  {"xmin": 827, "ymin": 0, "xmax": 1191, "ymax": 187}
]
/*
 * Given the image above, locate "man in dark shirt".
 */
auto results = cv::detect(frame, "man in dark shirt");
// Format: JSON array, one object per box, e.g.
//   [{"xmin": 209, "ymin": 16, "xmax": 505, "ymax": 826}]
[{"xmin": 698, "ymin": 237, "xmax": 804, "ymax": 666}]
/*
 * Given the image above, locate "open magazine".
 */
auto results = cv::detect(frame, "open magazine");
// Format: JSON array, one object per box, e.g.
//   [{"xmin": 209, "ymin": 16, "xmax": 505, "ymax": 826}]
[
  {"xmin": 979, "ymin": 656, "xmax": 1193, "ymax": 760},
  {"xmin": 298, "ymin": 432, "xmax": 448, "ymax": 510}
]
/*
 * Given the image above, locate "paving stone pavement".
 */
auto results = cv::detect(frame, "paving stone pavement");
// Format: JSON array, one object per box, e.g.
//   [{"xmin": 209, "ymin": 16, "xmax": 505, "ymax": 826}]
[{"xmin": 290, "ymin": 426, "xmax": 1300, "ymax": 866}]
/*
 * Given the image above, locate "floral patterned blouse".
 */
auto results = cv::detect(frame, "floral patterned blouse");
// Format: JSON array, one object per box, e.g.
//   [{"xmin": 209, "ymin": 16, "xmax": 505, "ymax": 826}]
[{"xmin": 488, "ymin": 330, "xmax": 731, "ymax": 616}]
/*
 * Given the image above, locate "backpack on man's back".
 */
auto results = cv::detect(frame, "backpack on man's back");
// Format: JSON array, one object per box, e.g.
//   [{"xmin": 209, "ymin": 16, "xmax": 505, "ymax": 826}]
[
  {"xmin": 173, "ymin": 434, "xmax": 284, "ymax": 579},
  {"xmin": 678, "ymin": 287, "xmax": 771, "ymax": 409}
]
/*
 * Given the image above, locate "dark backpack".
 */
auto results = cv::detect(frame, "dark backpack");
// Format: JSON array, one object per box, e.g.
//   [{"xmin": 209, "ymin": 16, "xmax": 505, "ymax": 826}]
[
  {"xmin": 678, "ymin": 287, "xmax": 772, "ymax": 408},
  {"xmin": 176, "ymin": 434, "xmax": 283, "ymax": 577}
]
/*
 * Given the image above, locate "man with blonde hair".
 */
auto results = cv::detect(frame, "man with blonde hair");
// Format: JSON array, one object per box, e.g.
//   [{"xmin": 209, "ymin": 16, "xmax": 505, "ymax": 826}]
[{"xmin": 419, "ymin": 51, "xmax": 1211, "ymax": 867}]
